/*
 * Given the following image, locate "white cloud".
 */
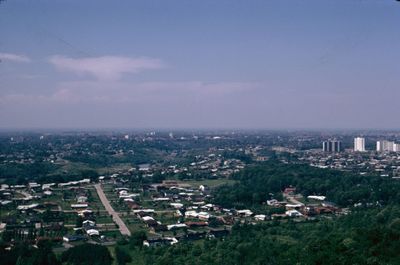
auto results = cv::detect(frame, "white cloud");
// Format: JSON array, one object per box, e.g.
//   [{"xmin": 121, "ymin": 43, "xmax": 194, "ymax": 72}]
[
  {"xmin": 0, "ymin": 53, "xmax": 31, "ymax": 63},
  {"xmin": 49, "ymin": 80, "xmax": 260, "ymax": 103},
  {"xmin": 49, "ymin": 55, "xmax": 164, "ymax": 80},
  {"xmin": 0, "ymin": 81, "xmax": 260, "ymax": 105}
]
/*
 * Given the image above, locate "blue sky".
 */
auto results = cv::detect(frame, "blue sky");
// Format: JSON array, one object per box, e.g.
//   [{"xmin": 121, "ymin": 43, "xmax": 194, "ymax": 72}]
[{"xmin": 0, "ymin": 0, "xmax": 399, "ymax": 129}]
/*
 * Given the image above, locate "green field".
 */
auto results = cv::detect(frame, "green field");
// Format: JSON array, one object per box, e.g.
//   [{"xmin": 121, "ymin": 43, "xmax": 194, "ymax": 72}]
[{"xmin": 179, "ymin": 178, "xmax": 237, "ymax": 188}]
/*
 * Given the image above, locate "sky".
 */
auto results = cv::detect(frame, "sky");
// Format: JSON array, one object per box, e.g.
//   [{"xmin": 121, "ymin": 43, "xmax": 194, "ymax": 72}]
[{"xmin": 0, "ymin": 0, "xmax": 399, "ymax": 130}]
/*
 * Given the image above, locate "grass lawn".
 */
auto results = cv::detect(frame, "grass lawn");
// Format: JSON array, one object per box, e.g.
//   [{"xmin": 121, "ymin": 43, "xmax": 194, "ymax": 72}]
[{"xmin": 179, "ymin": 178, "xmax": 237, "ymax": 188}]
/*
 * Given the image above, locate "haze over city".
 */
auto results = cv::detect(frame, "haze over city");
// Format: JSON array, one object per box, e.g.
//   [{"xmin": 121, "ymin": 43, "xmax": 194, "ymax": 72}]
[{"xmin": 1, "ymin": 0, "xmax": 399, "ymax": 129}]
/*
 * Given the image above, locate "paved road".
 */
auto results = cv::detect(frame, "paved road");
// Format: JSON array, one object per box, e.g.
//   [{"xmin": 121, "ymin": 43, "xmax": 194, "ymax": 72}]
[{"xmin": 94, "ymin": 184, "xmax": 131, "ymax": 236}]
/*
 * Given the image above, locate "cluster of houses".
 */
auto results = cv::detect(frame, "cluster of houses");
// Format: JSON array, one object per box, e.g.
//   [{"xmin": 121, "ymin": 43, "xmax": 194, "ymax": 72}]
[
  {"xmin": 271, "ymin": 187, "xmax": 344, "ymax": 219},
  {"xmin": 129, "ymin": 154, "xmax": 245, "ymax": 181},
  {"xmin": 299, "ymin": 150, "xmax": 400, "ymax": 178},
  {"xmin": 103, "ymin": 175, "xmax": 343, "ymax": 247},
  {"xmin": 0, "ymin": 177, "xmax": 118, "ymax": 246},
  {"xmin": 0, "ymin": 166, "xmax": 346, "ymax": 249}
]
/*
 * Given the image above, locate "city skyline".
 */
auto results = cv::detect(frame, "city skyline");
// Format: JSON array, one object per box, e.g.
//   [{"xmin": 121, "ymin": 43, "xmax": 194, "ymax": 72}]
[{"xmin": 1, "ymin": 1, "xmax": 400, "ymax": 129}]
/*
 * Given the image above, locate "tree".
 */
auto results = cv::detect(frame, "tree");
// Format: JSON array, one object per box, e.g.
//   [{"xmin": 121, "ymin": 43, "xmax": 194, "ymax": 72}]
[
  {"xmin": 75, "ymin": 216, "xmax": 83, "ymax": 228},
  {"xmin": 61, "ymin": 244, "xmax": 112, "ymax": 265},
  {"xmin": 115, "ymin": 246, "xmax": 132, "ymax": 265},
  {"xmin": 129, "ymin": 230, "xmax": 147, "ymax": 249}
]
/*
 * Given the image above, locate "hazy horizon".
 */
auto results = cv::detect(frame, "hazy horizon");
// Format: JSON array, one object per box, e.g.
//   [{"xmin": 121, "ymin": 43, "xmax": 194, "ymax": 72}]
[
  {"xmin": 2, "ymin": 127, "xmax": 400, "ymax": 134},
  {"xmin": 1, "ymin": 1, "xmax": 399, "ymax": 129}
]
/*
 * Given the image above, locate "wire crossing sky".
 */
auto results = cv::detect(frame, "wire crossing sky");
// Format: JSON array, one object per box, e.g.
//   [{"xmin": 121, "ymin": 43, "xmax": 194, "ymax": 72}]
[{"xmin": 0, "ymin": 0, "xmax": 399, "ymax": 129}]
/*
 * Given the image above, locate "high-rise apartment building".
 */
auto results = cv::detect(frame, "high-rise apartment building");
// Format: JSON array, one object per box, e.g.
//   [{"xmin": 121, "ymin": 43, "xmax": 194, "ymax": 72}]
[
  {"xmin": 394, "ymin": 144, "xmax": 400, "ymax": 152},
  {"xmin": 322, "ymin": 140, "xmax": 341, "ymax": 152},
  {"xmin": 354, "ymin": 137, "xmax": 366, "ymax": 152},
  {"xmin": 377, "ymin": 140, "xmax": 395, "ymax": 152}
]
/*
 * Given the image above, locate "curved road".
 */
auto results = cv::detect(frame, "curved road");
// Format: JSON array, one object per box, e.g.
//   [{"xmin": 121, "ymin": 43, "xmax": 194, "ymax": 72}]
[{"xmin": 94, "ymin": 184, "xmax": 131, "ymax": 236}]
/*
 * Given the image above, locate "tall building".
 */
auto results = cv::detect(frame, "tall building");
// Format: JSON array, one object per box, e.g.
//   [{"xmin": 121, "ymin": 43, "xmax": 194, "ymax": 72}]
[
  {"xmin": 354, "ymin": 137, "xmax": 366, "ymax": 152},
  {"xmin": 394, "ymin": 143, "xmax": 400, "ymax": 152},
  {"xmin": 322, "ymin": 140, "xmax": 341, "ymax": 152},
  {"xmin": 376, "ymin": 140, "xmax": 395, "ymax": 152}
]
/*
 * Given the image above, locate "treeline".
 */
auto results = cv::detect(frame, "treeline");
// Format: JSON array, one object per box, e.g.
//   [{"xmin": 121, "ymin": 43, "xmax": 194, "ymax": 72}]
[
  {"xmin": 0, "ymin": 162, "xmax": 60, "ymax": 183},
  {"xmin": 0, "ymin": 167, "xmax": 99, "ymax": 185},
  {"xmin": 0, "ymin": 242, "xmax": 113, "ymax": 265},
  {"xmin": 214, "ymin": 161, "xmax": 400, "ymax": 208},
  {"xmin": 63, "ymin": 149, "xmax": 158, "ymax": 167},
  {"xmin": 0, "ymin": 240, "xmax": 60, "ymax": 265}
]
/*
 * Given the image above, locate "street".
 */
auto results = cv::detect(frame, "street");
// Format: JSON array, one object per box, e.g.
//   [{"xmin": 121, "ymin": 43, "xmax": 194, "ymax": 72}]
[{"xmin": 94, "ymin": 184, "xmax": 131, "ymax": 236}]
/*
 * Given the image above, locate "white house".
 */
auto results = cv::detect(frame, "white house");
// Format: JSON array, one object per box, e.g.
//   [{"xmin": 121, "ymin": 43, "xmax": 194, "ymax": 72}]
[{"xmin": 285, "ymin": 210, "xmax": 303, "ymax": 217}]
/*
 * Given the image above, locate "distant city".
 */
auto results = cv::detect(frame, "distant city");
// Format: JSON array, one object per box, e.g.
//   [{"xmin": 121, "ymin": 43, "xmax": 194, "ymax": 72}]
[
  {"xmin": 292, "ymin": 134, "xmax": 400, "ymax": 178},
  {"xmin": 322, "ymin": 137, "xmax": 400, "ymax": 153}
]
